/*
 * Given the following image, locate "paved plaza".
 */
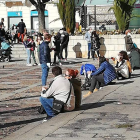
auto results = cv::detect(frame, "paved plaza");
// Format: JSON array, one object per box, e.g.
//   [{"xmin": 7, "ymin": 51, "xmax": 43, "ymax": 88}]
[{"xmin": 0, "ymin": 58, "xmax": 140, "ymax": 140}]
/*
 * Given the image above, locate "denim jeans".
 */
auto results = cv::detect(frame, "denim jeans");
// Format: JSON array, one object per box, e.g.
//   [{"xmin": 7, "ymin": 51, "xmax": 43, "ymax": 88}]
[
  {"xmin": 41, "ymin": 63, "xmax": 49, "ymax": 86},
  {"xmin": 26, "ymin": 48, "xmax": 31, "ymax": 64},
  {"xmin": 88, "ymin": 43, "xmax": 94, "ymax": 58},
  {"xmin": 40, "ymin": 97, "xmax": 54, "ymax": 117}
]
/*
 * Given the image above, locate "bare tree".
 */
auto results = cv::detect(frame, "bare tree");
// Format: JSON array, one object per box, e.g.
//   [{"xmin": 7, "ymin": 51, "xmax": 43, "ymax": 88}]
[{"xmin": 29, "ymin": 0, "xmax": 50, "ymax": 33}]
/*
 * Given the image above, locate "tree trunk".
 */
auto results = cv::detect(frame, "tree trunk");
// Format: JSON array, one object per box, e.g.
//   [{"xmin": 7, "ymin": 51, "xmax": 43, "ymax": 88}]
[{"xmin": 37, "ymin": 1, "xmax": 45, "ymax": 33}]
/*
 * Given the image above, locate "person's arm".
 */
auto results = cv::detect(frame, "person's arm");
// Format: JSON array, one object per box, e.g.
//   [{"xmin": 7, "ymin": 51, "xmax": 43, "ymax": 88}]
[
  {"xmin": 85, "ymin": 32, "xmax": 89, "ymax": 42},
  {"xmin": 91, "ymin": 64, "xmax": 105, "ymax": 76},
  {"xmin": 41, "ymin": 82, "xmax": 55, "ymax": 98}
]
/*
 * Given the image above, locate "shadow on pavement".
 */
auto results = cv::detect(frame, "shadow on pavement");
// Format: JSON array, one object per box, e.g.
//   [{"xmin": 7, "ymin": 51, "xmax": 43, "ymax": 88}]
[
  {"xmin": 75, "ymin": 101, "xmax": 117, "ymax": 111},
  {"xmin": 0, "ymin": 117, "xmax": 44, "ymax": 128},
  {"xmin": 0, "ymin": 106, "xmax": 39, "ymax": 115},
  {"xmin": 0, "ymin": 95, "xmax": 40, "ymax": 102},
  {"xmin": 115, "ymin": 81, "xmax": 134, "ymax": 85}
]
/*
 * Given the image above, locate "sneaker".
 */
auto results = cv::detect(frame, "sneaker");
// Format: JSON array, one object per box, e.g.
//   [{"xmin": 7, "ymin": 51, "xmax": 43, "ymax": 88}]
[
  {"xmin": 26, "ymin": 64, "xmax": 32, "ymax": 66},
  {"xmin": 64, "ymin": 59, "xmax": 67, "ymax": 62},
  {"xmin": 33, "ymin": 63, "xmax": 38, "ymax": 66},
  {"xmin": 59, "ymin": 62, "xmax": 62, "ymax": 66},
  {"xmin": 42, "ymin": 116, "xmax": 52, "ymax": 123}
]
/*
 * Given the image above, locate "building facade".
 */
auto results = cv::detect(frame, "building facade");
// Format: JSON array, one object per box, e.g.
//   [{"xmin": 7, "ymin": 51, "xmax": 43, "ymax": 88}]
[{"xmin": 0, "ymin": 2, "xmax": 63, "ymax": 31}]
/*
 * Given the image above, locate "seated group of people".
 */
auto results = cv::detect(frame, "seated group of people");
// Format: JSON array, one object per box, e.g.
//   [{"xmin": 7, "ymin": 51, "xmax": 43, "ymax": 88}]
[{"xmin": 39, "ymin": 45, "xmax": 140, "ymax": 121}]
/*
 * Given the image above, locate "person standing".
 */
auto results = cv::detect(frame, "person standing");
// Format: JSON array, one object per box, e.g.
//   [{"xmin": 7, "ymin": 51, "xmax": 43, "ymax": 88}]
[
  {"xmin": 17, "ymin": 19, "xmax": 26, "ymax": 43},
  {"xmin": 91, "ymin": 31, "xmax": 100, "ymax": 59},
  {"xmin": 39, "ymin": 34, "xmax": 51, "ymax": 91},
  {"xmin": 0, "ymin": 18, "xmax": 4, "ymax": 28},
  {"xmin": 60, "ymin": 28, "xmax": 69, "ymax": 61},
  {"xmin": 85, "ymin": 28, "xmax": 93, "ymax": 59},
  {"xmin": 53, "ymin": 32, "xmax": 62, "ymax": 65}
]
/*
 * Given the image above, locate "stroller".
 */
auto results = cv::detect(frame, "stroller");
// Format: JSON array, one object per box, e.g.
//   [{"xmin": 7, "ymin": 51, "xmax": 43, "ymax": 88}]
[
  {"xmin": 80, "ymin": 64, "xmax": 96, "ymax": 90},
  {"xmin": 0, "ymin": 40, "xmax": 12, "ymax": 62}
]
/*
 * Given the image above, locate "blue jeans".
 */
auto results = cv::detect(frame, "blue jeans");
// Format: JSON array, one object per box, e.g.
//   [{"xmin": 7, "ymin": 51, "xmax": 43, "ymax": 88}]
[
  {"xmin": 40, "ymin": 97, "xmax": 54, "ymax": 117},
  {"xmin": 26, "ymin": 48, "xmax": 31, "ymax": 64},
  {"xmin": 88, "ymin": 43, "xmax": 94, "ymax": 58},
  {"xmin": 41, "ymin": 63, "xmax": 49, "ymax": 86}
]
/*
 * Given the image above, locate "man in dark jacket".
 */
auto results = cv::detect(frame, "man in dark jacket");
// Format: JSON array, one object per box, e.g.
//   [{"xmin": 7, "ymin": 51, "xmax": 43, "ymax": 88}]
[
  {"xmin": 17, "ymin": 19, "xmax": 26, "ymax": 43},
  {"xmin": 39, "ymin": 34, "xmax": 51, "ymax": 91},
  {"xmin": 60, "ymin": 28, "xmax": 69, "ymax": 61}
]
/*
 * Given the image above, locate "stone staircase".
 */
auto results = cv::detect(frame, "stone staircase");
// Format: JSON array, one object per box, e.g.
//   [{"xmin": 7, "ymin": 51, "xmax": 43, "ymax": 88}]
[{"xmin": 11, "ymin": 44, "xmax": 27, "ymax": 59}]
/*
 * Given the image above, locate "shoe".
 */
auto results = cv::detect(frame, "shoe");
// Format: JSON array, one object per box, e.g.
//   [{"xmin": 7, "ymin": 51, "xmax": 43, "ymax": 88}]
[
  {"xmin": 88, "ymin": 57, "xmax": 90, "ymax": 59},
  {"xmin": 42, "ymin": 116, "xmax": 52, "ymax": 123},
  {"xmin": 83, "ymin": 91, "xmax": 92, "ymax": 98},
  {"xmin": 33, "ymin": 63, "xmax": 38, "ymax": 66},
  {"xmin": 93, "ymin": 88, "xmax": 98, "ymax": 92},
  {"xmin": 59, "ymin": 62, "xmax": 62, "ymax": 66},
  {"xmin": 26, "ymin": 64, "xmax": 32, "ymax": 66},
  {"xmin": 64, "ymin": 59, "xmax": 67, "ymax": 62},
  {"xmin": 93, "ymin": 58, "xmax": 95, "ymax": 60}
]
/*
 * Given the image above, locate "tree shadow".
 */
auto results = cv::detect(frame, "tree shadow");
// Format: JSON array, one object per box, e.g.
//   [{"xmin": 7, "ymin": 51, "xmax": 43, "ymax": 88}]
[
  {"xmin": 73, "ymin": 42, "xmax": 82, "ymax": 58},
  {"xmin": 99, "ymin": 37, "xmax": 106, "ymax": 57}
]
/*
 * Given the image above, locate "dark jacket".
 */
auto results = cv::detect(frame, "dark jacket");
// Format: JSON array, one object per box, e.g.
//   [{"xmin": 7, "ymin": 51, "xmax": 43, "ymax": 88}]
[
  {"xmin": 70, "ymin": 78, "xmax": 81, "ymax": 108},
  {"xmin": 17, "ymin": 22, "xmax": 26, "ymax": 34},
  {"xmin": 128, "ymin": 50, "xmax": 140, "ymax": 69},
  {"xmin": 60, "ymin": 31, "xmax": 69, "ymax": 47},
  {"xmin": 124, "ymin": 35, "xmax": 133, "ymax": 52},
  {"xmin": 39, "ymin": 41, "xmax": 51, "ymax": 64},
  {"xmin": 54, "ymin": 32, "xmax": 61, "ymax": 51},
  {"xmin": 23, "ymin": 40, "xmax": 31, "ymax": 49},
  {"xmin": 91, "ymin": 61, "xmax": 116, "ymax": 85},
  {"xmin": 91, "ymin": 34, "xmax": 100, "ymax": 51}
]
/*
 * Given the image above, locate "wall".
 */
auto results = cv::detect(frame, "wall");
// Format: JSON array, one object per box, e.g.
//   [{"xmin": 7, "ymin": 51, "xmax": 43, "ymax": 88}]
[{"xmin": 67, "ymin": 34, "xmax": 140, "ymax": 58}]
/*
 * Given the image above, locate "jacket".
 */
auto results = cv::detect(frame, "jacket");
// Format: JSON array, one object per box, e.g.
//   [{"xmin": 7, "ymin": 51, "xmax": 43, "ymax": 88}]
[
  {"xmin": 80, "ymin": 64, "xmax": 96, "ymax": 75},
  {"xmin": 41, "ymin": 75, "xmax": 70, "ymax": 103},
  {"xmin": 85, "ymin": 31, "xmax": 91, "ymax": 43},
  {"xmin": 39, "ymin": 41, "xmax": 51, "ymax": 64},
  {"xmin": 129, "ymin": 50, "xmax": 140, "ymax": 69},
  {"xmin": 60, "ymin": 31, "xmax": 69, "ymax": 47},
  {"xmin": 70, "ymin": 78, "xmax": 81, "ymax": 108},
  {"xmin": 115, "ymin": 59, "xmax": 129, "ymax": 78},
  {"xmin": 17, "ymin": 22, "xmax": 26, "ymax": 34},
  {"xmin": 91, "ymin": 61, "xmax": 116, "ymax": 85}
]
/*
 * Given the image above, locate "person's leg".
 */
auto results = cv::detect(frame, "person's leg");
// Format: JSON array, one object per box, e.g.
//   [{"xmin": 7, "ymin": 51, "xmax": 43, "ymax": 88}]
[
  {"xmin": 96, "ymin": 50, "xmax": 100, "ymax": 57},
  {"xmin": 26, "ymin": 48, "xmax": 31, "ymax": 64},
  {"xmin": 41, "ymin": 63, "xmax": 49, "ymax": 86},
  {"xmin": 53, "ymin": 51, "xmax": 57, "ymax": 63},
  {"xmin": 89, "ymin": 74, "xmax": 104, "ymax": 92},
  {"xmin": 40, "ymin": 97, "xmax": 54, "ymax": 117},
  {"xmin": 21, "ymin": 34, "xmax": 24, "ymax": 42},
  {"xmin": 64, "ymin": 46, "xmax": 68, "ymax": 60},
  {"xmin": 31, "ymin": 51, "xmax": 37, "ymax": 64},
  {"xmin": 60, "ymin": 45, "xmax": 64, "ymax": 59},
  {"xmin": 17, "ymin": 33, "xmax": 21, "ymax": 43},
  {"xmin": 92, "ymin": 50, "xmax": 95, "ymax": 59},
  {"xmin": 88, "ymin": 43, "xmax": 91, "ymax": 59}
]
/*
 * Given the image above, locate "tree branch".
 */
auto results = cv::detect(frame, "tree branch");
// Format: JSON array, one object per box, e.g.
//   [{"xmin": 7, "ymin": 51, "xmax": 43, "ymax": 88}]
[{"xmin": 29, "ymin": 0, "xmax": 37, "ymax": 8}]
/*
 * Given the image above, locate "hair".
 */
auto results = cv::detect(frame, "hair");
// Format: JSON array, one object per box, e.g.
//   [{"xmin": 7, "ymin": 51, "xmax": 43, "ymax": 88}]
[
  {"xmin": 62, "ymin": 27, "xmax": 66, "ymax": 31},
  {"xmin": 119, "ymin": 51, "xmax": 129, "ymax": 60},
  {"xmin": 43, "ymin": 29, "xmax": 49, "ymax": 33},
  {"xmin": 21, "ymin": 19, "xmax": 23, "ymax": 22},
  {"xmin": 125, "ymin": 29, "xmax": 131, "ymax": 35},
  {"xmin": 52, "ymin": 66, "xmax": 62, "ymax": 76},
  {"xmin": 44, "ymin": 34, "xmax": 52, "ymax": 41},
  {"xmin": 99, "ymin": 56, "xmax": 106, "ymax": 66},
  {"xmin": 1, "ymin": 18, "xmax": 4, "ymax": 21},
  {"xmin": 67, "ymin": 69, "xmax": 79, "ymax": 78},
  {"xmin": 36, "ymin": 35, "xmax": 43, "ymax": 42},
  {"xmin": 23, "ymin": 35, "xmax": 28, "ymax": 42}
]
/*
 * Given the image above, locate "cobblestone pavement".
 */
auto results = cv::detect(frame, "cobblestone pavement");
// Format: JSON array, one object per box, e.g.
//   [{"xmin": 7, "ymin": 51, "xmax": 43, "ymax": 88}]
[{"xmin": 0, "ymin": 58, "xmax": 97, "ymax": 140}]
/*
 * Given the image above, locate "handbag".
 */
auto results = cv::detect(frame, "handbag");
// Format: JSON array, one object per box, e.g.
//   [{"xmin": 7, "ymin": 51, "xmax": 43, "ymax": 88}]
[
  {"xmin": 38, "ymin": 105, "xmax": 46, "ymax": 114},
  {"xmin": 64, "ymin": 83, "xmax": 75, "ymax": 111},
  {"xmin": 52, "ymin": 99, "xmax": 64, "ymax": 114}
]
